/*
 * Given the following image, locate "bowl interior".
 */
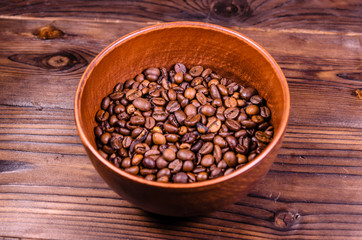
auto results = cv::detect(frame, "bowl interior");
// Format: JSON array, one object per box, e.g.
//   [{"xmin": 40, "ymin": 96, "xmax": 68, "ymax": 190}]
[{"xmin": 77, "ymin": 22, "xmax": 288, "ymax": 184}]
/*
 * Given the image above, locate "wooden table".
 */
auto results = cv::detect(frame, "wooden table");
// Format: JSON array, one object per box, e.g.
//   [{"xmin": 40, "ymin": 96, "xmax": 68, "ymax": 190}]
[{"xmin": 0, "ymin": 1, "xmax": 361, "ymax": 239}]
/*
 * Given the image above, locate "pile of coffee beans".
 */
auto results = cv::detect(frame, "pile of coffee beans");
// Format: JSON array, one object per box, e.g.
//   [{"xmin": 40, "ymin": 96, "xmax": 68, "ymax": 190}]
[{"xmin": 94, "ymin": 63, "xmax": 273, "ymax": 183}]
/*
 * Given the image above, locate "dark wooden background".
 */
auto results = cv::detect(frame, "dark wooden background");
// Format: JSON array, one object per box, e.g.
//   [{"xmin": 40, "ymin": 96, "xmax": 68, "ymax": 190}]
[{"xmin": 0, "ymin": 0, "xmax": 361, "ymax": 239}]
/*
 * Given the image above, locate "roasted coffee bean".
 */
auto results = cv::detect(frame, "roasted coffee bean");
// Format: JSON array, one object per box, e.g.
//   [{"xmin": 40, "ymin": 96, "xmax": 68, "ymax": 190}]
[
  {"xmin": 181, "ymin": 132, "xmax": 197, "ymax": 143},
  {"xmin": 133, "ymin": 97, "xmax": 151, "ymax": 111},
  {"xmin": 201, "ymin": 154, "xmax": 214, "ymax": 167},
  {"xmin": 100, "ymin": 132, "xmax": 111, "ymax": 145},
  {"xmin": 241, "ymin": 119, "xmax": 257, "ymax": 129},
  {"xmin": 225, "ymin": 119, "xmax": 241, "ymax": 132},
  {"xmin": 156, "ymin": 156, "xmax": 168, "ymax": 169},
  {"xmin": 200, "ymin": 133, "xmax": 216, "ymax": 142},
  {"xmin": 196, "ymin": 122, "xmax": 208, "ymax": 134},
  {"xmin": 134, "ymin": 143, "xmax": 150, "ymax": 154},
  {"xmin": 250, "ymin": 95, "xmax": 263, "ymax": 105},
  {"xmin": 177, "ymin": 149, "xmax": 195, "ymax": 161},
  {"xmin": 255, "ymin": 131, "xmax": 272, "ymax": 143},
  {"xmin": 165, "ymin": 133, "xmax": 179, "ymax": 142},
  {"xmin": 196, "ymin": 92, "xmax": 207, "ymax": 105},
  {"xmin": 224, "ymin": 107, "xmax": 239, "ymax": 120},
  {"xmin": 225, "ymin": 135, "xmax": 238, "ymax": 149},
  {"xmin": 152, "ymin": 133, "xmax": 166, "ymax": 145},
  {"xmin": 132, "ymin": 154, "xmax": 143, "ymax": 166},
  {"xmin": 173, "ymin": 172, "xmax": 188, "ymax": 183},
  {"xmin": 94, "ymin": 63, "xmax": 273, "ymax": 183},
  {"xmin": 174, "ymin": 110, "xmax": 187, "ymax": 124},
  {"xmin": 206, "ymin": 117, "xmax": 222, "ymax": 133},
  {"xmin": 184, "ymin": 114, "xmax": 201, "ymax": 127},
  {"xmin": 196, "ymin": 172, "xmax": 208, "ymax": 182},
  {"xmin": 241, "ymin": 87, "xmax": 257, "ymax": 100},
  {"xmin": 224, "ymin": 97, "xmax": 237, "ymax": 108},
  {"xmin": 199, "ymin": 142, "xmax": 214, "ymax": 155},
  {"xmin": 200, "ymin": 105, "xmax": 216, "ymax": 117},
  {"xmin": 168, "ymin": 159, "xmax": 183, "ymax": 173},
  {"xmin": 130, "ymin": 115, "xmax": 145, "ymax": 125},
  {"xmin": 94, "ymin": 126, "xmax": 103, "ymax": 138},
  {"xmin": 96, "ymin": 110, "xmax": 109, "ymax": 122},
  {"xmin": 163, "ymin": 123, "xmax": 178, "ymax": 133},
  {"xmin": 144, "ymin": 116, "xmax": 156, "ymax": 129},
  {"xmin": 224, "ymin": 151, "xmax": 237, "ymax": 167},
  {"xmin": 189, "ymin": 65, "xmax": 203, "ymax": 77},
  {"xmin": 246, "ymin": 105, "xmax": 260, "ymax": 116},
  {"xmin": 213, "ymin": 135, "xmax": 228, "ymax": 148},
  {"xmin": 210, "ymin": 84, "xmax": 221, "ymax": 99},
  {"xmin": 174, "ymin": 63, "xmax": 187, "ymax": 73},
  {"xmin": 210, "ymin": 167, "xmax": 223, "ymax": 179},
  {"xmin": 182, "ymin": 104, "xmax": 195, "ymax": 117},
  {"xmin": 143, "ymin": 157, "xmax": 156, "ymax": 169},
  {"xmin": 163, "ymin": 148, "xmax": 176, "ymax": 161}
]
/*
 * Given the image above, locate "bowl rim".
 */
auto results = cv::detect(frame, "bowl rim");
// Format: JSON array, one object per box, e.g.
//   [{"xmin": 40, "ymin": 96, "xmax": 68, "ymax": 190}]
[{"xmin": 74, "ymin": 21, "xmax": 290, "ymax": 189}]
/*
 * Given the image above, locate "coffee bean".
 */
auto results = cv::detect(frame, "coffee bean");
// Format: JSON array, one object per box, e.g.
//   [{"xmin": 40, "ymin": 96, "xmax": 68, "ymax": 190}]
[
  {"xmin": 224, "ymin": 97, "xmax": 237, "ymax": 108},
  {"xmin": 163, "ymin": 148, "xmax": 176, "ymax": 161},
  {"xmin": 132, "ymin": 154, "xmax": 143, "ymax": 166},
  {"xmin": 173, "ymin": 172, "xmax": 188, "ymax": 183},
  {"xmin": 184, "ymin": 88, "xmax": 196, "ymax": 100},
  {"xmin": 225, "ymin": 119, "xmax": 241, "ymax": 132},
  {"xmin": 184, "ymin": 104, "xmax": 197, "ymax": 116},
  {"xmin": 96, "ymin": 110, "xmax": 109, "ymax": 122},
  {"xmin": 210, "ymin": 167, "xmax": 223, "ymax": 179},
  {"xmin": 189, "ymin": 65, "xmax": 203, "ymax": 77},
  {"xmin": 168, "ymin": 159, "xmax": 183, "ymax": 173},
  {"xmin": 181, "ymin": 132, "xmax": 197, "ymax": 143},
  {"xmin": 200, "ymin": 105, "xmax": 216, "ymax": 117},
  {"xmin": 241, "ymin": 119, "xmax": 257, "ymax": 129},
  {"xmin": 246, "ymin": 105, "xmax": 260, "ymax": 116},
  {"xmin": 196, "ymin": 92, "xmax": 207, "ymax": 105},
  {"xmin": 201, "ymin": 154, "xmax": 214, "ymax": 167},
  {"xmin": 213, "ymin": 135, "xmax": 228, "ymax": 148},
  {"xmin": 196, "ymin": 122, "xmax": 208, "ymax": 134},
  {"xmin": 210, "ymin": 84, "xmax": 221, "ymax": 99},
  {"xmin": 184, "ymin": 114, "xmax": 201, "ymax": 127},
  {"xmin": 241, "ymin": 87, "xmax": 257, "ymax": 100},
  {"xmin": 224, "ymin": 107, "xmax": 239, "ymax": 120},
  {"xmin": 177, "ymin": 149, "xmax": 195, "ymax": 161},
  {"xmin": 156, "ymin": 156, "xmax": 168, "ymax": 169},
  {"xmin": 174, "ymin": 63, "xmax": 187, "ymax": 73},
  {"xmin": 224, "ymin": 151, "xmax": 237, "ymax": 167},
  {"xmin": 196, "ymin": 172, "xmax": 208, "ymax": 181},
  {"xmin": 199, "ymin": 142, "xmax": 214, "ymax": 155},
  {"xmin": 206, "ymin": 117, "xmax": 222, "ymax": 133},
  {"xmin": 182, "ymin": 160, "xmax": 194, "ymax": 172},
  {"xmin": 255, "ymin": 131, "xmax": 272, "ymax": 143},
  {"xmin": 152, "ymin": 133, "xmax": 166, "ymax": 145},
  {"xmin": 125, "ymin": 166, "xmax": 139, "ymax": 175},
  {"xmin": 132, "ymin": 97, "xmax": 151, "ymax": 111},
  {"xmin": 157, "ymin": 168, "xmax": 171, "ymax": 179},
  {"xmin": 121, "ymin": 157, "xmax": 131, "ymax": 168}
]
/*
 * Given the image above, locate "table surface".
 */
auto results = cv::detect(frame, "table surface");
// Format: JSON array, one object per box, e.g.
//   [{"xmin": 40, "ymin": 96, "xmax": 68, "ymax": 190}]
[{"xmin": 0, "ymin": 1, "xmax": 361, "ymax": 239}]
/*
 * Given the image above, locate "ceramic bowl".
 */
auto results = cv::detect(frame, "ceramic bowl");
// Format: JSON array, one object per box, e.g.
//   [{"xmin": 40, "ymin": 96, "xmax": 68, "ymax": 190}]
[{"xmin": 74, "ymin": 22, "xmax": 290, "ymax": 216}]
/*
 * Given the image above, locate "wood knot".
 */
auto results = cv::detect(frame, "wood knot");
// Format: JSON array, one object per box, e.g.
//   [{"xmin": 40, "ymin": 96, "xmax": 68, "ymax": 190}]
[
  {"xmin": 274, "ymin": 210, "xmax": 300, "ymax": 229},
  {"xmin": 8, "ymin": 50, "xmax": 88, "ymax": 72},
  {"xmin": 352, "ymin": 88, "xmax": 362, "ymax": 99},
  {"xmin": 34, "ymin": 25, "xmax": 64, "ymax": 40},
  {"xmin": 211, "ymin": 0, "xmax": 251, "ymax": 19}
]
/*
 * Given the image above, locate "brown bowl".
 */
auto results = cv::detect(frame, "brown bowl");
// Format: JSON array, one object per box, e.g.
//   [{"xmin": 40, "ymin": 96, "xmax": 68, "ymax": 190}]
[{"xmin": 74, "ymin": 22, "xmax": 290, "ymax": 217}]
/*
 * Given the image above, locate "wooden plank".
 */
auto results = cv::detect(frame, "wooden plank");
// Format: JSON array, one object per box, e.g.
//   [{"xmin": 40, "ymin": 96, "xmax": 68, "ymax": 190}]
[{"xmin": 0, "ymin": 0, "xmax": 361, "ymax": 33}]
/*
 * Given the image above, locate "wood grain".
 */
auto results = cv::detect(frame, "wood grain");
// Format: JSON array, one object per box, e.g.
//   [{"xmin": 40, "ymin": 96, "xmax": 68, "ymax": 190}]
[
  {"xmin": 0, "ymin": 0, "xmax": 361, "ymax": 33},
  {"xmin": 0, "ymin": 2, "xmax": 362, "ymax": 239}
]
